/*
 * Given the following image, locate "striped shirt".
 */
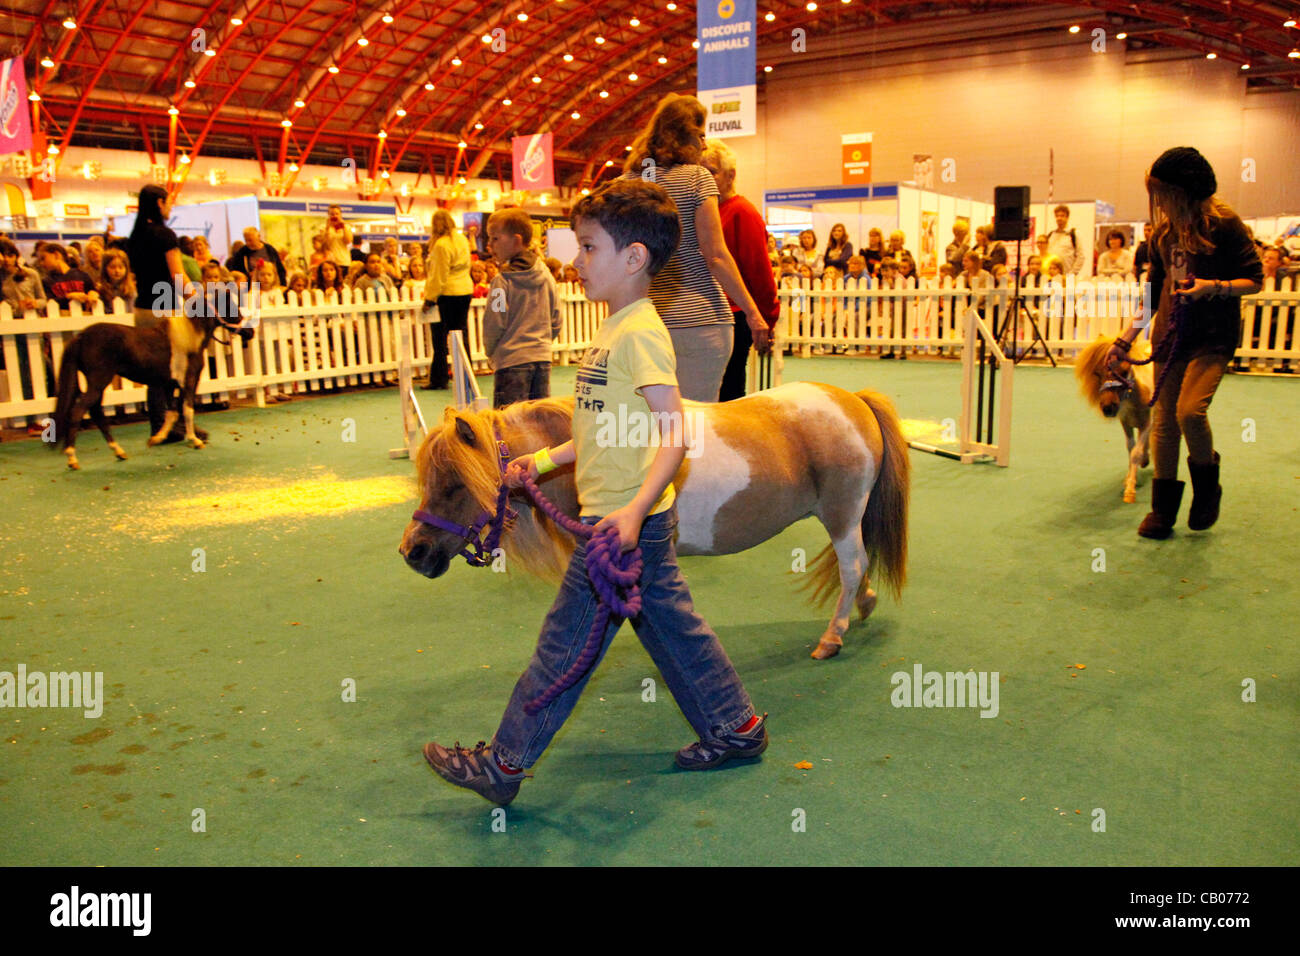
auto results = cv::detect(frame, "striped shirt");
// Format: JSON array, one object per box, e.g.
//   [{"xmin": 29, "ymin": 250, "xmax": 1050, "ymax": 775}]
[{"xmin": 629, "ymin": 164, "xmax": 731, "ymax": 329}]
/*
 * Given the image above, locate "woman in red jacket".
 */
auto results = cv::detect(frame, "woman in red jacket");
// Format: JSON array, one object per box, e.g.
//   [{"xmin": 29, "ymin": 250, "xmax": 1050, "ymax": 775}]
[{"xmin": 700, "ymin": 139, "xmax": 780, "ymax": 401}]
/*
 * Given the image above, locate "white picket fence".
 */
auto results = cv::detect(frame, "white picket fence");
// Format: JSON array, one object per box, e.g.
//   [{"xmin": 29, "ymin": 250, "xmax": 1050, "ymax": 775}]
[
  {"xmin": 775, "ymin": 274, "xmax": 1300, "ymax": 364},
  {"xmin": 0, "ymin": 282, "xmax": 605, "ymax": 427},
  {"xmin": 3, "ymin": 274, "xmax": 1296, "ymax": 428}
]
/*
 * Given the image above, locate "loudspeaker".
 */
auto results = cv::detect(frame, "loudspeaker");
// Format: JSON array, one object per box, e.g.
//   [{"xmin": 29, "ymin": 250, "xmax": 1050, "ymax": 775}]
[{"xmin": 994, "ymin": 186, "xmax": 1031, "ymax": 241}]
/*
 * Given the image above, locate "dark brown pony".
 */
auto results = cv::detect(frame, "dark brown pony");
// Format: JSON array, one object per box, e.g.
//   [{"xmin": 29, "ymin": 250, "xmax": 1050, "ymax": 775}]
[{"xmin": 51, "ymin": 301, "xmax": 251, "ymax": 470}]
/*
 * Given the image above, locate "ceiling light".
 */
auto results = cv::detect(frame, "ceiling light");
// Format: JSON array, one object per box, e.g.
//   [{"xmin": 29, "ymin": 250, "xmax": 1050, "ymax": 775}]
[
  {"xmin": 396, "ymin": 107, "xmax": 407, "ymax": 116},
  {"xmin": 424, "ymin": 82, "xmax": 435, "ymax": 91},
  {"xmin": 294, "ymin": 98, "xmax": 306, "ymax": 108},
  {"xmin": 604, "ymin": 160, "xmax": 613, "ymax": 167},
  {"xmin": 62, "ymin": 17, "xmax": 76, "ymax": 29},
  {"xmin": 288, "ymin": 162, "xmax": 299, "ymax": 171},
  {"xmin": 657, "ymin": 55, "xmax": 667, "ymax": 64},
  {"xmin": 381, "ymin": 170, "xmax": 390, "ymax": 178},
  {"xmin": 40, "ymin": 55, "xmax": 54, "ymax": 68},
  {"xmin": 184, "ymin": 79, "xmax": 197, "ymax": 88},
  {"xmin": 357, "ymin": 37, "xmax": 369, "ymax": 47},
  {"xmin": 377, "ymin": 129, "xmax": 387, "ymax": 137},
  {"xmin": 630, "ymin": 17, "xmax": 640, "ymax": 27},
  {"xmin": 763, "ymin": 65, "xmax": 773, "ymax": 72},
  {"xmin": 1291, "ymin": 47, "xmax": 1300, "ymax": 58},
  {"xmin": 502, "ymin": 98, "xmax": 512, "ymax": 105},
  {"xmin": 1116, "ymin": 32, "xmax": 1127, "ymax": 39},
  {"xmin": 628, "ymin": 72, "xmax": 638, "ymax": 81},
  {"xmin": 382, "ymin": 13, "xmax": 394, "ymax": 24},
  {"xmin": 474, "ymin": 122, "xmax": 484, "ymax": 130},
  {"xmin": 581, "ymin": 187, "xmax": 590, "ymax": 195},
  {"xmin": 805, "ymin": 2, "xmax": 817, "ymax": 11},
  {"xmin": 563, "ymin": 53, "xmax": 574, "ymax": 62},
  {"xmin": 1068, "ymin": 25, "xmax": 1080, "ymax": 33},
  {"xmin": 518, "ymin": 12, "xmax": 528, "ymax": 21},
  {"xmin": 599, "ymin": 89, "xmax": 609, "ymax": 97},
  {"xmin": 1285, "ymin": 16, "xmax": 1298, "ymax": 28},
  {"xmin": 481, "ymin": 34, "xmax": 492, "ymax": 43},
  {"xmin": 1206, "ymin": 52, "xmax": 1217, "ymax": 59},
  {"xmin": 1241, "ymin": 62, "xmax": 1250, "ymax": 69},
  {"xmin": 595, "ymin": 35, "xmax": 606, "ymax": 44},
  {"xmin": 203, "ymin": 47, "xmax": 216, "ymax": 56},
  {"xmin": 168, "ymin": 105, "xmax": 179, "ymax": 115},
  {"xmin": 765, "ymin": 12, "xmax": 775, "ymax": 21},
  {"xmin": 47, "ymin": 144, "xmax": 60, "ymax": 155},
  {"xmin": 230, "ymin": 17, "xmax": 243, "ymax": 26},
  {"xmin": 451, "ymin": 56, "xmax": 461, "ymax": 66},
  {"xmin": 532, "ymin": 75, "xmax": 542, "ymax": 83},
  {"xmin": 457, "ymin": 140, "xmax": 467, "ymax": 149},
  {"xmin": 692, "ymin": 39, "xmax": 699, "ymax": 49},
  {"xmin": 179, "ymin": 154, "xmax": 191, "ymax": 164},
  {"xmin": 282, "ymin": 118, "xmax": 292, "ymax": 127},
  {"xmin": 458, "ymin": 176, "xmax": 466, "ymax": 184},
  {"xmin": 328, "ymin": 64, "xmax": 340, "ymax": 73},
  {"xmin": 625, "ymin": 145, "xmax": 632, "ymax": 151},
  {"xmin": 571, "ymin": 111, "xmax": 581, "ymax": 119},
  {"xmin": 28, "ymin": 92, "xmax": 39, "ymax": 101}
]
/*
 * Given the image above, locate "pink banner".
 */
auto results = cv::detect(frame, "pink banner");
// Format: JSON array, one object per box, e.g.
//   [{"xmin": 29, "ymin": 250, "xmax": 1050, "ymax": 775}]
[
  {"xmin": 512, "ymin": 133, "xmax": 554, "ymax": 191},
  {"xmin": 0, "ymin": 58, "xmax": 33, "ymax": 155}
]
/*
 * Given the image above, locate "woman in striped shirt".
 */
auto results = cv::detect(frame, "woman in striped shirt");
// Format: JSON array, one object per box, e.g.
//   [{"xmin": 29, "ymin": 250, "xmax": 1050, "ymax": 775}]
[{"xmin": 622, "ymin": 94, "xmax": 767, "ymax": 402}]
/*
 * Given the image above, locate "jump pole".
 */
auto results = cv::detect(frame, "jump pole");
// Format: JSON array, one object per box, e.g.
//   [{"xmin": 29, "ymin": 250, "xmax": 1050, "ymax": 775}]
[
  {"xmin": 450, "ymin": 330, "xmax": 489, "ymax": 413},
  {"xmin": 388, "ymin": 306, "xmax": 425, "ymax": 459}
]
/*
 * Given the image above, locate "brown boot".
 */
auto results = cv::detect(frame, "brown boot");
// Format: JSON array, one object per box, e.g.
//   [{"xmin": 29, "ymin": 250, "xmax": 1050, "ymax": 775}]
[
  {"xmin": 1186, "ymin": 452, "xmax": 1221, "ymax": 531},
  {"xmin": 1138, "ymin": 478, "xmax": 1184, "ymax": 539}
]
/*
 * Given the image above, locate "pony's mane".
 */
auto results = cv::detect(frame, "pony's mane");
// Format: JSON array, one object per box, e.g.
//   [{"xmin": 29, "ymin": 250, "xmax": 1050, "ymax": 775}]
[{"xmin": 414, "ymin": 396, "xmax": 578, "ymax": 581}]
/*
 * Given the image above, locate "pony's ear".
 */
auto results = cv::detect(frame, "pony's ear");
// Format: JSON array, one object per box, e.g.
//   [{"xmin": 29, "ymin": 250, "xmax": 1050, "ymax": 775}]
[{"xmin": 454, "ymin": 416, "xmax": 477, "ymax": 446}]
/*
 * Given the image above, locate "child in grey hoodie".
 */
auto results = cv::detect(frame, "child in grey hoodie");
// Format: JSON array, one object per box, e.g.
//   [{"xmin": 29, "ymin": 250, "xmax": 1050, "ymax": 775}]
[{"xmin": 483, "ymin": 209, "xmax": 562, "ymax": 407}]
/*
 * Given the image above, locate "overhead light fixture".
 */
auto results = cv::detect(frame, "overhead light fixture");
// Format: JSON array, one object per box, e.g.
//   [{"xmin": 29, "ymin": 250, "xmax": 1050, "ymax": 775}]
[
  {"xmin": 230, "ymin": 17, "xmax": 243, "ymax": 26},
  {"xmin": 203, "ymin": 47, "xmax": 216, "ymax": 57},
  {"xmin": 481, "ymin": 34, "xmax": 492, "ymax": 43},
  {"xmin": 595, "ymin": 35, "xmax": 606, "ymax": 44},
  {"xmin": 288, "ymin": 162, "xmax": 299, "ymax": 172},
  {"xmin": 581, "ymin": 187, "xmax": 590, "ymax": 195},
  {"xmin": 1292, "ymin": 47, "xmax": 1300, "ymax": 58},
  {"xmin": 628, "ymin": 72, "xmax": 638, "ymax": 81},
  {"xmin": 658, "ymin": 55, "xmax": 668, "ymax": 64},
  {"xmin": 357, "ymin": 37, "xmax": 369, "ymax": 47},
  {"xmin": 604, "ymin": 160, "xmax": 614, "ymax": 167},
  {"xmin": 47, "ymin": 144, "xmax": 60, "ymax": 155},
  {"xmin": 517, "ymin": 12, "xmax": 528, "ymax": 21},
  {"xmin": 571, "ymin": 111, "xmax": 581, "ymax": 119},
  {"xmin": 1116, "ymin": 32, "xmax": 1127, "ymax": 39},
  {"xmin": 763, "ymin": 65, "xmax": 773, "ymax": 73},
  {"xmin": 451, "ymin": 56, "xmax": 462, "ymax": 66},
  {"xmin": 457, "ymin": 176, "xmax": 466, "ymax": 184},
  {"xmin": 1285, "ymin": 16, "xmax": 1298, "ymax": 28},
  {"xmin": 563, "ymin": 53, "xmax": 574, "ymax": 62},
  {"xmin": 28, "ymin": 91, "xmax": 40, "ymax": 101},
  {"xmin": 328, "ymin": 64, "xmax": 340, "ymax": 73},
  {"xmin": 1206, "ymin": 52, "xmax": 1217, "ymax": 59},
  {"xmin": 382, "ymin": 13, "xmax": 394, "ymax": 24},
  {"xmin": 168, "ymin": 105, "xmax": 179, "ymax": 115},
  {"xmin": 179, "ymin": 154, "xmax": 191, "ymax": 164},
  {"xmin": 630, "ymin": 17, "xmax": 640, "ymax": 27},
  {"xmin": 184, "ymin": 79, "xmax": 197, "ymax": 88},
  {"xmin": 62, "ymin": 16, "xmax": 76, "ymax": 29},
  {"xmin": 474, "ymin": 122, "xmax": 484, "ymax": 130},
  {"xmin": 599, "ymin": 89, "xmax": 609, "ymax": 97},
  {"xmin": 281, "ymin": 118, "xmax": 292, "ymax": 127},
  {"xmin": 380, "ymin": 170, "xmax": 390, "ymax": 179},
  {"xmin": 805, "ymin": 2, "xmax": 817, "ymax": 11},
  {"xmin": 692, "ymin": 39, "xmax": 699, "ymax": 49},
  {"xmin": 294, "ymin": 98, "xmax": 306, "ymax": 108},
  {"xmin": 532, "ymin": 75, "xmax": 542, "ymax": 83},
  {"xmin": 667, "ymin": 3, "xmax": 678, "ymax": 11},
  {"xmin": 624, "ymin": 145, "xmax": 632, "ymax": 151},
  {"xmin": 424, "ymin": 82, "xmax": 435, "ymax": 90},
  {"xmin": 457, "ymin": 140, "xmax": 467, "ymax": 148},
  {"xmin": 502, "ymin": 97, "xmax": 512, "ymax": 105},
  {"xmin": 1068, "ymin": 24, "xmax": 1080, "ymax": 33},
  {"xmin": 765, "ymin": 11, "xmax": 775, "ymax": 21},
  {"xmin": 40, "ymin": 55, "xmax": 54, "ymax": 68},
  {"xmin": 377, "ymin": 129, "xmax": 387, "ymax": 138},
  {"xmin": 1241, "ymin": 62, "xmax": 1250, "ymax": 69},
  {"xmin": 396, "ymin": 107, "xmax": 407, "ymax": 116}
]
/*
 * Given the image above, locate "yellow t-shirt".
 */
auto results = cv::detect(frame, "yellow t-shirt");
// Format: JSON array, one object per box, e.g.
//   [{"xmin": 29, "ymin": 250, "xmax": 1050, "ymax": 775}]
[{"xmin": 572, "ymin": 298, "xmax": 679, "ymax": 518}]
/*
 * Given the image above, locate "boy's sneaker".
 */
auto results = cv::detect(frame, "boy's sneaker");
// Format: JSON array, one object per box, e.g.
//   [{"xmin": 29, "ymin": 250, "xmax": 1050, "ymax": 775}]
[
  {"xmin": 675, "ymin": 713, "xmax": 769, "ymax": 771},
  {"xmin": 423, "ymin": 740, "xmax": 525, "ymax": 805}
]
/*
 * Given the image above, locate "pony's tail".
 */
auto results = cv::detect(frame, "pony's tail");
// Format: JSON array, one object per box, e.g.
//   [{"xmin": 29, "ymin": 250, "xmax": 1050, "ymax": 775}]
[
  {"xmin": 800, "ymin": 389, "xmax": 910, "ymax": 612},
  {"xmin": 50, "ymin": 336, "xmax": 82, "ymax": 451},
  {"xmin": 856, "ymin": 389, "xmax": 910, "ymax": 601}
]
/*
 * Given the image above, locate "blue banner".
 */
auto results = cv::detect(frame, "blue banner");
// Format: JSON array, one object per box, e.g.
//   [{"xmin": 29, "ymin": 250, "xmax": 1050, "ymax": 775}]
[{"xmin": 698, "ymin": 0, "xmax": 756, "ymax": 88}]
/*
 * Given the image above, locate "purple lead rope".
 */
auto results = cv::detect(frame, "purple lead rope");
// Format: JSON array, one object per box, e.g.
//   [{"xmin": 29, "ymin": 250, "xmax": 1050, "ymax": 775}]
[
  {"xmin": 521, "ymin": 473, "xmax": 643, "ymax": 716},
  {"xmin": 1128, "ymin": 276, "xmax": 1191, "ymax": 408}
]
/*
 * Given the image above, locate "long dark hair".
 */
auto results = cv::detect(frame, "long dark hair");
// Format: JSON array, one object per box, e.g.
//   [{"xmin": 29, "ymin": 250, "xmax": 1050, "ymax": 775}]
[{"xmin": 131, "ymin": 184, "xmax": 169, "ymax": 241}]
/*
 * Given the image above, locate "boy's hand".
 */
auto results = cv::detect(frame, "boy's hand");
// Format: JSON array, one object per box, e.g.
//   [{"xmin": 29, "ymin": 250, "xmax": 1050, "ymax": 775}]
[
  {"xmin": 504, "ymin": 454, "xmax": 537, "ymax": 489},
  {"xmin": 595, "ymin": 506, "xmax": 644, "ymax": 553}
]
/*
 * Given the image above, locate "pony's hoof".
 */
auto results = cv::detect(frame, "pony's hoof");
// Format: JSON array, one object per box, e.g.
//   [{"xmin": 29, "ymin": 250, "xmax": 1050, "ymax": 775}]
[
  {"xmin": 110, "ymin": 444, "xmax": 128, "ymax": 461},
  {"xmin": 188, "ymin": 438, "xmax": 205, "ymax": 450},
  {"xmin": 147, "ymin": 434, "xmax": 164, "ymax": 447},
  {"xmin": 1123, "ymin": 489, "xmax": 1137, "ymax": 503},
  {"xmin": 66, "ymin": 459, "xmax": 80, "ymax": 471},
  {"xmin": 811, "ymin": 639, "xmax": 842, "ymax": 660},
  {"xmin": 857, "ymin": 588, "xmax": 878, "ymax": 619}
]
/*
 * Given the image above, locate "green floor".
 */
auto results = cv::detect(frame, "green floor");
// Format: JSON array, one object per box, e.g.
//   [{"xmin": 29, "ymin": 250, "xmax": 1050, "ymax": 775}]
[{"xmin": 1, "ymin": 358, "xmax": 1296, "ymax": 866}]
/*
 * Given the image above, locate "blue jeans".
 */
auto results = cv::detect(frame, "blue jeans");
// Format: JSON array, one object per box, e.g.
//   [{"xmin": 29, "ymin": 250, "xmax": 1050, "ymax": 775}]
[
  {"xmin": 493, "ymin": 361, "xmax": 550, "ymax": 408},
  {"xmin": 491, "ymin": 505, "xmax": 755, "ymax": 768}
]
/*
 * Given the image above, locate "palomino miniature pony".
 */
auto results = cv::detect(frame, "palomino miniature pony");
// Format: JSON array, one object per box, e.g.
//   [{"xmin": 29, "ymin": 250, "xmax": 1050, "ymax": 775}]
[
  {"xmin": 51, "ymin": 300, "xmax": 252, "ymax": 470},
  {"xmin": 1075, "ymin": 335, "xmax": 1153, "ymax": 503},
  {"xmin": 400, "ymin": 381, "xmax": 910, "ymax": 660}
]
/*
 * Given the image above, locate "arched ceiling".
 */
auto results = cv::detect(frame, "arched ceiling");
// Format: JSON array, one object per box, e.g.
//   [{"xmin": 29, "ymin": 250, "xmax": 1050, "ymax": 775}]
[{"xmin": 11, "ymin": 0, "xmax": 1300, "ymax": 193}]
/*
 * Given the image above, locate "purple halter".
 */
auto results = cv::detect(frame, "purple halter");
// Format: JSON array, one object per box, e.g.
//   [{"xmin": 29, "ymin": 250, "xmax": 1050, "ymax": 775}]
[
  {"xmin": 411, "ymin": 429, "xmax": 518, "ymax": 568},
  {"xmin": 1125, "ymin": 274, "xmax": 1192, "ymax": 407}
]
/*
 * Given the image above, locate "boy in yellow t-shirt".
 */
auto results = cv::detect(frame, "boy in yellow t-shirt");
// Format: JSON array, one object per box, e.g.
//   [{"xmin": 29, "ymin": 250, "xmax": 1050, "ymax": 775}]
[{"xmin": 424, "ymin": 180, "xmax": 766, "ymax": 805}]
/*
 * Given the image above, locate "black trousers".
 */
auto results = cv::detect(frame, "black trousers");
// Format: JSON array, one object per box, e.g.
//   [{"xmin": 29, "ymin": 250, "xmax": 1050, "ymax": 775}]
[
  {"xmin": 719, "ymin": 310, "xmax": 753, "ymax": 402},
  {"xmin": 429, "ymin": 294, "xmax": 472, "ymax": 388}
]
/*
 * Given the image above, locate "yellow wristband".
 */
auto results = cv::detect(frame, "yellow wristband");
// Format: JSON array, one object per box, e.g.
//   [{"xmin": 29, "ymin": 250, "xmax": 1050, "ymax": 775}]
[{"xmin": 534, "ymin": 447, "xmax": 556, "ymax": 475}]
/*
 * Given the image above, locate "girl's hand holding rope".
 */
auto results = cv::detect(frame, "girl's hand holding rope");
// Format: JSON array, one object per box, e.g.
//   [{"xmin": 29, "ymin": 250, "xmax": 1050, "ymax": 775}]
[
  {"xmin": 1173, "ymin": 277, "xmax": 1220, "ymax": 301},
  {"xmin": 594, "ymin": 505, "xmax": 644, "ymax": 554},
  {"xmin": 504, "ymin": 455, "xmax": 537, "ymax": 489}
]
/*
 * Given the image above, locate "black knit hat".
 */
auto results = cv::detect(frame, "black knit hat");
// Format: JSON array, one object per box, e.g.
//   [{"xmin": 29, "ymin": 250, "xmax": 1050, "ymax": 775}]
[{"xmin": 1149, "ymin": 147, "xmax": 1217, "ymax": 200}]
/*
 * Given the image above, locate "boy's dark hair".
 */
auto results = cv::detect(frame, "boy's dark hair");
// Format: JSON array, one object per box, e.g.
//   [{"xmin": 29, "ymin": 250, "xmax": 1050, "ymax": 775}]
[
  {"xmin": 178, "ymin": 235, "xmax": 195, "ymax": 255},
  {"xmin": 571, "ymin": 180, "xmax": 680, "ymax": 277},
  {"xmin": 0, "ymin": 237, "xmax": 19, "ymax": 258},
  {"xmin": 41, "ymin": 242, "xmax": 69, "ymax": 261}
]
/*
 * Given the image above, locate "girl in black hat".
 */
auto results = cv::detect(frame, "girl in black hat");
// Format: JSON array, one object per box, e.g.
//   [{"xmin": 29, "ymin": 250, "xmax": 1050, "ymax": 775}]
[{"xmin": 1108, "ymin": 147, "xmax": 1262, "ymax": 538}]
